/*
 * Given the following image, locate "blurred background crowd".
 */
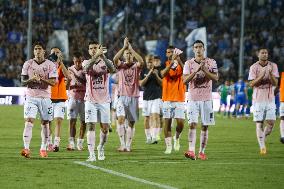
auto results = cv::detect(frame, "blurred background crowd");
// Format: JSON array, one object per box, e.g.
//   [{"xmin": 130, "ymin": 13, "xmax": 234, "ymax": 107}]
[{"xmin": 0, "ymin": 0, "xmax": 283, "ymax": 87}]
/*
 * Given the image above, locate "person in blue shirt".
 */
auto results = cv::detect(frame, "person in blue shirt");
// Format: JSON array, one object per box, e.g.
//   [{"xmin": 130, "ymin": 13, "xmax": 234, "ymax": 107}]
[{"xmin": 233, "ymin": 77, "xmax": 247, "ymax": 118}]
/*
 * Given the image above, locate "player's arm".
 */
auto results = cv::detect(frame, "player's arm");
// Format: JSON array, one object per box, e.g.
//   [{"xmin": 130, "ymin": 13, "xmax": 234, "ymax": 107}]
[
  {"xmin": 183, "ymin": 71, "xmax": 199, "ymax": 84},
  {"xmin": 102, "ymin": 55, "xmax": 116, "ymax": 73},
  {"xmin": 40, "ymin": 77, "xmax": 56, "ymax": 86},
  {"xmin": 128, "ymin": 43, "xmax": 144, "ymax": 68},
  {"xmin": 21, "ymin": 75, "xmax": 38, "ymax": 86},
  {"xmin": 161, "ymin": 61, "xmax": 174, "ymax": 78},
  {"xmin": 176, "ymin": 56, "xmax": 184, "ymax": 69},
  {"xmin": 201, "ymin": 63, "xmax": 219, "ymax": 81},
  {"xmin": 57, "ymin": 52, "xmax": 71, "ymax": 80},
  {"xmin": 113, "ymin": 38, "xmax": 128, "ymax": 67},
  {"xmin": 139, "ymin": 69, "xmax": 153, "ymax": 86},
  {"xmin": 153, "ymin": 69, "xmax": 162, "ymax": 86},
  {"xmin": 83, "ymin": 46, "xmax": 103, "ymax": 72},
  {"xmin": 249, "ymin": 70, "xmax": 265, "ymax": 87},
  {"xmin": 269, "ymin": 69, "xmax": 278, "ymax": 86}
]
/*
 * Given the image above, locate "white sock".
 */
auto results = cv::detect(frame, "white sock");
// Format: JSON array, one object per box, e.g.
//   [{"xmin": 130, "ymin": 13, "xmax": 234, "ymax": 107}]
[
  {"xmin": 87, "ymin": 131, "xmax": 95, "ymax": 155},
  {"xmin": 188, "ymin": 128, "xmax": 196, "ymax": 152},
  {"xmin": 48, "ymin": 135, "xmax": 53, "ymax": 145},
  {"xmin": 117, "ymin": 123, "xmax": 126, "ymax": 148},
  {"xmin": 40, "ymin": 124, "xmax": 49, "ymax": 150},
  {"xmin": 69, "ymin": 137, "xmax": 75, "ymax": 145},
  {"xmin": 23, "ymin": 122, "xmax": 33, "ymax": 149},
  {"xmin": 99, "ymin": 130, "xmax": 108, "ymax": 147},
  {"xmin": 145, "ymin": 129, "xmax": 151, "ymax": 140},
  {"xmin": 126, "ymin": 127, "xmax": 135, "ymax": 149},
  {"xmin": 256, "ymin": 123, "xmax": 265, "ymax": 149},
  {"xmin": 165, "ymin": 137, "xmax": 172, "ymax": 148},
  {"xmin": 199, "ymin": 130, "xmax": 208, "ymax": 153},
  {"xmin": 77, "ymin": 138, "xmax": 84, "ymax": 145},
  {"xmin": 280, "ymin": 120, "xmax": 284, "ymax": 137},
  {"xmin": 54, "ymin": 137, "xmax": 60, "ymax": 147}
]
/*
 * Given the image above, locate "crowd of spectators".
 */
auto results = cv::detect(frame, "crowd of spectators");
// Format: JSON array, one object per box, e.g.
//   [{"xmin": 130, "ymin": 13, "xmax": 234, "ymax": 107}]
[{"xmin": 0, "ymin": 0, "xmax": 283, "ymax": 86}]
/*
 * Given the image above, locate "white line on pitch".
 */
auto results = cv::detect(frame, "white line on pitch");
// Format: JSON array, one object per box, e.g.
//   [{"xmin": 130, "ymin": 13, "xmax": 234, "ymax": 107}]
[{"xmin": 74, "ymin": 161, "xmax": 178, "ymax": 189}]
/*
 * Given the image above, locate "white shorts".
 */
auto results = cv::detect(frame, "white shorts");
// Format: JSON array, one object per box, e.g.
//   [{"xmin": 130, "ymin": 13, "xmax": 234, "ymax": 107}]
[
  {"xmin": 52, "ymin": 101, "xmax": 66, "ymax": 119},
  {"xmin": 280, "ymin": 102, "xmax": 284, "ymax": 117},
  {"xmin": 85, "ymin": 101, "xmax": 110, "ymax": 123},
  {"xmin": 162, "ymin": 101, "xmax": 185, "ymax": 119},
  {"xmin": 253, "ymin": 102, "xmax": 276, "ymax": 121},
  {"xmin": 67, "ymin": 98, "xmax": 85, "ymax": 121},
  {"xmin": 24, "ymin": 97, "xmax": 53, "ymax": 121},
  {"xmin": 142, "ymin": 98, "xmax": 161, "ymax": 116},
  {"xmin": 116, "ymin": 96, "xmax": 139, "ymax": 122},
  {"xmin": 187, "ymin": 100, "xmax": 215, "ymax": 125}
]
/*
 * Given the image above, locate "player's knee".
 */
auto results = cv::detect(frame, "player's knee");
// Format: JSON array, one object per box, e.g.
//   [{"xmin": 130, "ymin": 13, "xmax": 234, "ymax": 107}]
[
  {"xmin": 281, "ymin": 116, "xmax": 284, "ymax": 120},
  {"xmin": 87, "ymin": 123, "xmax": 95, "ymax": 131},
  {"xmin": 117, "ymin": 117, "xmax": 125, "ymax": 125},
  {"xmin": 190, "ymin": 123, "xmax": 197, "ymax": 129},
  {"xmin": 26, "ymin": 118, "xmax": 34, "ymax": 124},
  {"xmin": 41, "ymin": 120, "xmax": 49, "ymax": 125},
  {"xmin": 201, "ymin": 125, "xmax": 208, "ymax": 131},
  {"xmin": 266, "ymin": 120, "xmax": 275, "ymax": 127}
]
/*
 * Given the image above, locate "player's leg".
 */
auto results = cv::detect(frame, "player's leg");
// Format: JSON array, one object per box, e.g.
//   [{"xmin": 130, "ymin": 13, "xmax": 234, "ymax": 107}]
[
  {"xmin": 184, "ymin": 101, "xmax": 199, "ymax": 160},
  {"xmin": 163, "ymin": 101, "xmax": 173, "ymax": 154},
  {"xmin": 77, "ymin": 100, "xmax": 86, "ymax": 150},
  {"xmin": 85, "ymin": 101, "xmax": 97, "ymax": 161},
  {"xmin": 39, "ymin": 98, "xmax": 53, "ymax": 157},
  {"xmin": 21, "ymin": 97, "xmax": 38, "ymax": 158},
  {"xmin": 97, "ymin": 103, "xmax": 110, "ymax": 160},
  {"xmin": 66, "ymin": 98, "xmax": 77, "ymax": 150},
  {"xmin": 264, "ymin": 102, "xmax": 276, "ymax": 141},
  {"xmin": 53, "ymin": 102, "xmax": 65, "ymax": 152},
  {"xmin": 253, "ymin": 103, "xmax": 266, "ymax": 154},
  {"xmin": 280, "ymin": 102, "xmax": 284, "ymax": 143},
  {"xmin": 142, "ymin": 100, "xmax": 151, "ymax": 143},
  {"xmin": 125, "ymin": 97, "xmax": 139, "ymax": 152},
  {"xmin": 150, "ymin": 99, "xmax": 161, "ymax": 144},
  {"xmin": 198, "ymin": 100, "xmax": 214, "ymax": 160},
  {"xmin": 116, "ymin": 97, "xmax": 127, "ymax": 151}
]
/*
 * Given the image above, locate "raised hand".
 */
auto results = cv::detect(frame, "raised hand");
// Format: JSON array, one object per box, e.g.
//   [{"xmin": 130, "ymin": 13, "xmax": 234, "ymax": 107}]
[
  {"xmin": 95, "ymin": 45, "xmax": 104, "ymax": 57},
  {"xmin": 123, "ymin": 37, "xmax": 129, "ymax": 49}
]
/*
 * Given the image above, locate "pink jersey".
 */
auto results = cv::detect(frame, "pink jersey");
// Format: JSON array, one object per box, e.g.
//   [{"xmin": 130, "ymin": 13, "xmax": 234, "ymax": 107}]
[
  {"xmin": 248, "ymin": 61, "xmax": 279, "ymax": 103},
  {"xmin": 83, "ymin": 59, "xmax": 110, "ymax": 103},
  {"xmin": 68, "ymin": 65, "xmax": 86, "ymax": 100},
  {"xmin": 21, "ymin": 59, "xmax": 57, "ymax": 98},
  {"xmin": 117, "ymin": 62, "xmax": 141, "ymax": 97},
  {"xmin": 183, "ymin": 58, "xmax": 218, "ymax": 101}
]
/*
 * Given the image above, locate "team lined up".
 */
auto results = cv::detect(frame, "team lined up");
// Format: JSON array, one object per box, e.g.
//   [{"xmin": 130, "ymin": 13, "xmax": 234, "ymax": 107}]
[{"xmin": 20, "ymin": 38, "xmax": 283, "ymax": 161}]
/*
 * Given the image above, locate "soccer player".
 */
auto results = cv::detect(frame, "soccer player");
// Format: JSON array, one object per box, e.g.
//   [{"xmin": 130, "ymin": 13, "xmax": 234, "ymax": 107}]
[
  {"xmin": 83, "ymin": 41, "xmax": 115, "ymax": 161},
  {"xmin": 140, "ymin": 55, "xmax": 162, "ymax": 144},
  {"xmin": 245, "ymin": 80, "xmax": 253, "ymax": 118},
  {"xmin": 161, "ymin": 46, "xmax": 185, "ymax": 154},
  {"xmin": 66, "ymin": 52, "xmax": 86, "ymax": 151},
  {"xmin": 21, "ymin": 42, "xmax": 57, "ymax": 158},
  {"xmin": 113, "ymin": 37, "xmax": 144, "ymax": 152},
  {"xmin": 183, "ymin": 40, "xmax": 218, "ymax": 160},
  {"xmin": 233, "ymin": 77, "xmax": 247, "ymax": 118},
  {"xmin": 248, "ymin": 48, "xmax": 279, "ymax": 154},
  {"xmin": 279, "ymin": 72, "xmax": 284, "ymax": 143},
  {"xmin": 48, "ymin": 47, "xmax": 70, "ymax": 152},
  {"xmin": 217, "ymin": 80, "xmax": 230, "ymax": 116}
]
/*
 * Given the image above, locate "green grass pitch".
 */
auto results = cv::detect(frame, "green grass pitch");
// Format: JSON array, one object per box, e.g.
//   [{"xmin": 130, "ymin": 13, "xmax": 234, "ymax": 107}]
[{"xmin": 0, "ymin": 106, "xmax": 283, "ymax": 189}]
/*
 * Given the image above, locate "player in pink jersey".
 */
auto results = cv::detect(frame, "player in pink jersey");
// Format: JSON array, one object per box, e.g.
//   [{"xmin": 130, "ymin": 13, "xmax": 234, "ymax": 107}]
[
  {"xmin": 20, "ymin": 42, "xmax": 57, "ymax": 158},
  {"xmin": 183, "ymin": 40, "xmax": 219, "ymax": 160},
  {"xmin": 113, "ymin": 37, "xmax": 144, "ymax": 152},
  {"xmin": 83, "ymin": 41, "xmax": 116, "ymax": 162},
  {"xmin": 66, "ymin": 52, "xmax": 86, "ymax": 151},
  {"xmin": 248, "ymin": 48, "xmax": 279, "ymax": 155}
]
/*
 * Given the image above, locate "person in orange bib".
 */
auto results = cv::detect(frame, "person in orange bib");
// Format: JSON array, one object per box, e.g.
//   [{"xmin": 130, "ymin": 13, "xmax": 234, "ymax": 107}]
[
  {"xmin": 161, "ymin": 45, "xmax": 186, "ymax": 154},
  {"xmin": 48, "ymin": 47, "xmax": 71, "ymax": 152},
  {"xmin": 279, "ymin": 72, "xmax": 284, "ymax": 143}
]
